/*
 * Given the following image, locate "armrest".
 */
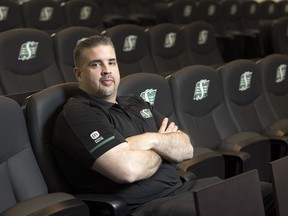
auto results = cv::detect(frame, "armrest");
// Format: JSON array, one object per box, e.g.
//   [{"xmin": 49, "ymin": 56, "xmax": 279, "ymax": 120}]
[
  {"xmin": 2, "ymin": 192, "xmax": 89, "ymax": 216},
  {"xmin": 263, "ymin": 118, "xmax": 288, "ymax": 137},
  {"xmin": 75, "ymin": 194, "xmax": 126, "ymax": 216},
  {"xmin": 177, "ymin": 169, "xmax": 197, "ymax": 182}
]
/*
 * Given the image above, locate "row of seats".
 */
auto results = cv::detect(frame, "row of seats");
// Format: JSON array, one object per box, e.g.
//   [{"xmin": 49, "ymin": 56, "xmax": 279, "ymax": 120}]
[
  {"xmin": 1, "ymin": 85, "xmax": 287, "ymax": 216},
  {"xmin": 1, "ymin": 56, "xmax": 288, "ymax": 215},
  {"xmin": 0, "ymin": 22, "xmax": 224, "ymax": 98},
  {"xmin": 118, "ymin": 53, "xmax": 288, "ymax": 182},
  {"xmin": 0, "ymin": 0, "xmax": 156, "ymax": 33}
]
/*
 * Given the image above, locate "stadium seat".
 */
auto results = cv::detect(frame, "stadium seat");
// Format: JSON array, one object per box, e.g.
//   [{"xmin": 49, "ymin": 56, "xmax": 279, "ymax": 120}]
[
  {"xmin": 169, "ymin": 64, "xmax": 271, "ymax": 181},
  {"xmin": 271, "ymin": 16, "xmax": 288, "ymax": 55},
  {"xmin": 23, "ymin": 82, "xmax": 127, "ymax": 215},
  {"xmin": 0, "ymin": 0, "xmax": 23, "ymax": 32},
  {"xmin": 52, "ymin": 26, "xmax": 99, "ymax": 82},
  {"xmin": 103, "ymin": 24, "xmax": 158, "ymax": 77},
  {"xmin": 0, "ymin": 28, "xmax": 63, "ymax": 101},
  {"xmin": 0, "ymin": 95, "xmax": 89, "ymax": 216}
]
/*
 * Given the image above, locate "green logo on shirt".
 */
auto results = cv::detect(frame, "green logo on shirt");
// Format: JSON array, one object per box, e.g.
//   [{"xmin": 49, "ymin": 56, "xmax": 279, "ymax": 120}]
[{"xmin": 140, "ymin": 109, "xmax": 153, "ymax": 118}]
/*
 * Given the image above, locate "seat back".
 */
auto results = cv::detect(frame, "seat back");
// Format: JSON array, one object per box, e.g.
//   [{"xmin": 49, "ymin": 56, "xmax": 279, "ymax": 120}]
[
  {"xmin": 52, "ymin": 26, "xmax": 99, "ymax": 82},
  {"xmin": 103, "ymin": 24, "xmax": 158, "ymax": 77},
  {"xmin": 218, "ymin": 59, "xmax": 276, "ymax": 133},
  {"xmin": 166, "ymin": 0, "xmax": 198, "ymax": 25},
  {"xmin": 182, "ymin": 21, "xmax": 224, "ymax": 67},
  {"xmin": 169, "ymin": 65, "xmax": 238, "ymax": 150},
  {"xmin": 0, "ymin": 0, "xmax": 23, "ymax": 32},
  {"xmin": 0, "ymin": 28, "xmax": 63, "ymax": 96},
  {"xmin": 270, "ymin": 155, "xmax": 288, "ymax": 216},
  {"xmin": 24, "ymin": 82, "xmax": 79, "ymax": 192},
  {"xmin": 118, "ymin": 72, "xmax": 177, "ymax": 122},
  {"xmin": 0, "ymin": 96, "xmax": 47, "ymax": 213},
  {"xmin": 21, "ymin": 0, "xmax": 66, "ymax": 34},
  {"xmin": 147, "ymin": 23, "xmax": 192, "ymax": 76},
  {"xmin": 257, "ymin": 53, "xmax": 288, "ymax": 120},
  {"xmin": 62, "ymin": 0, "xmax": 104, "ymax": 30},
  {"xmin": 194, "ymin": 170, "xmax": 265, "ymax": 216}
]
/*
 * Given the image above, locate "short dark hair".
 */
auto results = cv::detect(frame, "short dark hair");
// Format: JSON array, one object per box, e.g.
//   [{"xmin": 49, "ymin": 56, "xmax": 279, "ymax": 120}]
[{"xmin": 73, "ymin": 34, "xmax": 114, "ymax": 67}]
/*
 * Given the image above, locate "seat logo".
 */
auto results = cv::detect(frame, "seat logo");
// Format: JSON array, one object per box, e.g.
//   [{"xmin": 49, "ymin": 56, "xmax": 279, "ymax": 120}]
[
  {"xmin": 239, "ymin": 71, "xmax": 252, "ymax": 91},
  {"xmin": 0, "ymin": 6, "xmax": 8, "ymax": 21},
  {"xmin": 229, "ymin": 4, "xmax": 238, "ymax": 15},
  {"xmin": 39, "ymin": 7, "xmax": 53, "ymax": 21},
  {"xmin": 18, "ymin": 41, "xmax": 39, "ymax": 61},
  {"xmin": 140, "ymin": 89, "xmax": 157, "ymax": 105},
  {"xmin": 193, "ymin": 79, "xmax": 210, "ymax": 101},
  {"xmin": 249, "ymin": 4, "xmax": 257, "ymax": 14},
  {"xmin": 140, "ymin": 109, "xmax": 153, "ymax": 118},
  {"xmin": 276, "ymin": 64, "xmax": 287, "ymax": 83},
  {"xmin": 164, "ymin": 32, "xmax": 176, "ymax": 48},
  {"xmin": 79, "ymin": 6, "xmax": 92, "ymax": 20},
  {"xmin": 208, "ymin": 5, "xmax": 216, "ymax": 16},
  {"xmin": 198, "ymin": 30, "xmax": 208, "ymax": 45},
  {"xmin": 183, "ymin": 5, "xmax": 192, "ymax": 17},
  {"xmin": 123, "ymin": 35, "xmax": 137, "ymax": 52}
]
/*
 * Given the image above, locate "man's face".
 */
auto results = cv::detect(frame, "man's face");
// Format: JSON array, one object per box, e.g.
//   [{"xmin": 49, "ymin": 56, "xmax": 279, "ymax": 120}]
[{"xmin": 75, "ymin": 45, "xmax": 120, "ymax": 103}]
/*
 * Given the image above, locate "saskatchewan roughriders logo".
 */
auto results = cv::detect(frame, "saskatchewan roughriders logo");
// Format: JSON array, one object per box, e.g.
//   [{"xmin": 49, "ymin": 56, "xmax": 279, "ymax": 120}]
[
  {"xmin": 140, "ymin": 89, "xmax": 157, "ymax": 105},
  {"xmin": 276, "ymin": 64, "xmax": 287, "ymax": 83},
  {"xmin": 239, "ymin": 71, "xmax": 252, "ymax": 91},
  {"xmin": 18, "ymin": 41, "xmax": 39, "ymax": 61},
  {"xmin": 193, "ymin": 79, "xmax": 210, "ymax": 101}
]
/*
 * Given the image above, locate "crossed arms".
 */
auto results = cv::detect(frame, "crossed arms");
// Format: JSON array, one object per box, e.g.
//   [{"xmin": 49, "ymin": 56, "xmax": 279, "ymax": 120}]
[{"xmin": 92, "ymin": 117, "xmax": 194, "ymax": 183}]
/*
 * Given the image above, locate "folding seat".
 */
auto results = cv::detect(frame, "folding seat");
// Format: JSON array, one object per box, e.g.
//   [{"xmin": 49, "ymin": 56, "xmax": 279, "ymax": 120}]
[
  {"xmin": 257, "ymin": 54, "xmax": 288, "ymax": 120},
  {"xmin": 194, "ymin": 170, "xmax": 265, "ymax": 216},
  {"xmin": 218, "ymin": 59, "xmax": 288, "ymax": 160},
  {"xmin": 271, "ymin": 17, "xmax": 288, "ymax": 55},
  {"xmin": 23, "ymin": 82, "xmax": 127, "ymax": 215},
  {"xmin": 0, "ymin": 28, "xmax": 64, "ymax": 100},
  {"xmin": 52, "ymin": 26, "xmax": 100, "ymax": 82},
  {"xmin": 118, "ymin": 72, "xmax": 226, "ymax": 179},
  {"xmin": 0, "ymin": 96, "xmax": 90, "ymax": 215},
  {"xmin": 270, "ymin": 155, "xmax": 288, "ymax": 216},
  {"xmin": 181, "ymin": 21, "xmax": 224, "ymax": 68},
  {"xmin": 102, "ymin": 24, "xmax": 158, "ymax": 77},
  {"xmin": 20, "ymin": 0, "xmax": 67, "ymax": 35},
  {"xmin": 168, "ymin": 64, "xmax": 271, "ymax": 181},
  {"xmin": 0, "ymin": 0, "xmax": 23, "ymax": 32},
  {"xmin": 276, "ymin": 0, "xmax": 288, "ymax": 19},
  {"xmin": 62, "ymin": 0, "xmax": 104, "ymax": 31},
  {"xmin": 146, "ymin": 23, "xmax": 193, "ymax": 77}
]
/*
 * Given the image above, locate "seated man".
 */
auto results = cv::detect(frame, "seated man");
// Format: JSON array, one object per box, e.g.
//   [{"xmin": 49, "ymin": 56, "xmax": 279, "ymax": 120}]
[{"xmin": 52, "ymin": 35, "xmax": 275, "ymax": 216}]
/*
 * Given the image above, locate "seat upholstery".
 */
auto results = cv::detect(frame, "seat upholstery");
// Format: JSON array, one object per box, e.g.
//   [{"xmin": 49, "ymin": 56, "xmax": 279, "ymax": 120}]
[
  {"xmin": 23, "ymin": 83, "xmax": 126, "ymax": 215},
  {"xmin": 118, "ymin": 72, "xmax": 226, "ymax": 179},
  {"xmin": 181, "ymin": 21, "xmax": 224, "ymax": 68},
  {"xmin": 147, "ymin": 23, "xmax": 193, "ymax": 77},
  {"xmin": 257, "ymin": 54, "xmax": 288, "ymax": 120},
  {"xmin": 62, "ymin": 0, "xmax": 104, "ymax": 31},
  {"xmin": 103, "ymin": 24, "xmax": 158, "ymax": 77},
  {"xmin": 20, "ymin": 0, "xmax": 66, "ymax": 35},
  {"xmin": 0, "ymin": 28, "xmax": 63, "ymax": 96},
  {"xmin": 52, "ymin": 26, "xmax": 99, "ymax": 82},
  {"xmin": 169, "ymin": 64, "xmax": 271, "ymax": 181},
  {"xmin": 194, "ymin": 170, "xmax": 265, "ymax": 216},
  {"xmin": 0, "ymin": 96, "xmax": 89, "ymax": 215},
  {"xmin": 0, "ymin": 0, "xmax": 23, "ymax": 32}
]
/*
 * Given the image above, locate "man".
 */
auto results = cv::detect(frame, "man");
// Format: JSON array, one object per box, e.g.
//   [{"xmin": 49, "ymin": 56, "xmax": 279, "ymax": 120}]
[{"xmin": 52, "ymin": 35, "xmax": 274, "ymax": 215}]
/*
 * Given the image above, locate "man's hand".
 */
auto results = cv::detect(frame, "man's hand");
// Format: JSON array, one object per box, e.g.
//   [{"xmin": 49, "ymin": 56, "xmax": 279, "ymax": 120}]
[{"xmin": 159, "ymin": 117, "xmax": 179, "ymax": 133}]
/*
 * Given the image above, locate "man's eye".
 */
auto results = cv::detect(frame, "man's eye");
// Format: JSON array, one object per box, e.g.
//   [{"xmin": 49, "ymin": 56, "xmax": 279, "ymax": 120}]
[{"xmin": 90, "ymin": 62, "xmax": 101, "ymax": 67}]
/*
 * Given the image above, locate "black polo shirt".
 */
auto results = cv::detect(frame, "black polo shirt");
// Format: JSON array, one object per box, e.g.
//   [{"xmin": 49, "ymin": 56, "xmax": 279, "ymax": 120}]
[{"xmin": 53, "ymin": 89, "xmax": 184, "ymax": 213}]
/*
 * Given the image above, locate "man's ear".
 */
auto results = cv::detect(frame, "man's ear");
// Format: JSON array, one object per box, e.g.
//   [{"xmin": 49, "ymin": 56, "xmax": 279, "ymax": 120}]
[{"xmin": 74, "ymin": 67, "xmax": 82, "ymax": 81}]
